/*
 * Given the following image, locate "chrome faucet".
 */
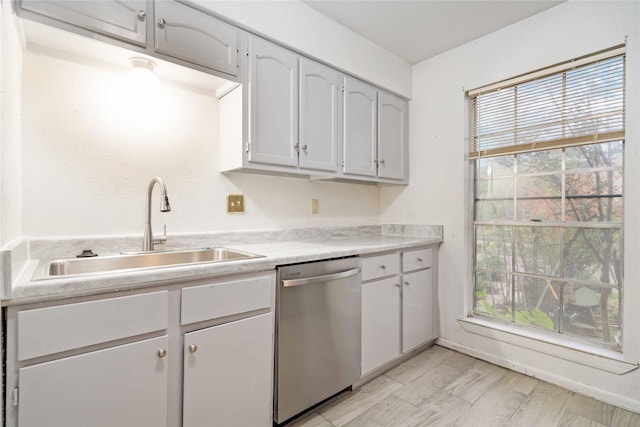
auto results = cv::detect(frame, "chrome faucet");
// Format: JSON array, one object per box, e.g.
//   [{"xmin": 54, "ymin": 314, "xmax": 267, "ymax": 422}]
[{"xmin": 142, "ymin": 177, "xmax": 171, "ymax": 251}]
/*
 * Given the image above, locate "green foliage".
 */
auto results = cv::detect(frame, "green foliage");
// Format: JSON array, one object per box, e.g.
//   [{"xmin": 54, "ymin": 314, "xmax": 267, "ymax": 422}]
[{"xmin": 476, "ymin": 301, "xmax": 554, "ymax": 331}]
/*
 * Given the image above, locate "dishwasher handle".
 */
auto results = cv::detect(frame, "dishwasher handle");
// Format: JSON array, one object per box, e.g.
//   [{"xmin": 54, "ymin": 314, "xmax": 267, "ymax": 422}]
[{"xmin": 282, "ymin": 268, "xmax": 361, "ymax": 288}]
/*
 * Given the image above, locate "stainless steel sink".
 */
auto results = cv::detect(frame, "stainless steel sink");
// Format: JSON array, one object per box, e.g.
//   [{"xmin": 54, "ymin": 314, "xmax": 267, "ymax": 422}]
[{"xmin": 32, "ymin": 248, "xmax": 264, "ymax": 280}]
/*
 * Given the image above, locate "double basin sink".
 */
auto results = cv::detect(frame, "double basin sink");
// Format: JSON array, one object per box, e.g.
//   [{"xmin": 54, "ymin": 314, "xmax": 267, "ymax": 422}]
[{"xmin": 33, "ymin": 247, "xmax": 264, "ymax": 280}]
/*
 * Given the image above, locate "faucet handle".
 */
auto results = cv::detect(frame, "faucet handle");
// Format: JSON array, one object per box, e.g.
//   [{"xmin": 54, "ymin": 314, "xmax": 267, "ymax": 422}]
[{"xmin": 152, "ymin": 224, "xmax": 168, "ymax": 246}]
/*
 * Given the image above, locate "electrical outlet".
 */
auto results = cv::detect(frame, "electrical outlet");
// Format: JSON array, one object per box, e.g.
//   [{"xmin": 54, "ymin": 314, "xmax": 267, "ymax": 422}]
[
  {"xmin": 227, "ymin": 194, "xmax": 244, "ymax": 213},
  {"xmin": 311, "ymin": 199, "xmax": 319, "ymax": 214}
]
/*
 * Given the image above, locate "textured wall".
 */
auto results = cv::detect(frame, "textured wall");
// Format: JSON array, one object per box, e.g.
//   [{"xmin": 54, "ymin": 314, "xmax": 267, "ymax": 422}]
[
  {"xmin": 381, "ymin": 0, "xmax": 640, "ymax": 412},
  {"xmin": 20, "ymin": 52, "xmax": 380, "ymax": 237}
]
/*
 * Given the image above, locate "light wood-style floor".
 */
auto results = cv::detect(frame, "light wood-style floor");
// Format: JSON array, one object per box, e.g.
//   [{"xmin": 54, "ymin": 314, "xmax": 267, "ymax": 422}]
[{"xmin": 287, "ymin": 345, "xmax": 640, "ymax": 427}]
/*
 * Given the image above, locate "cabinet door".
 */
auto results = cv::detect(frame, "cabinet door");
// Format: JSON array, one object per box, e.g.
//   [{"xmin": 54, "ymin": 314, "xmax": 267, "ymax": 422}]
[
  {"xmin": 343, "ymin": 77, "xmax": 377, "ymax": 177},
  {"xmin": 19, "ymin": 0, "xmax": 147, "ymax": 46},
  {"xmin": 154, "ymin": 1, "xmax": 238, "ymax": 76},
  {"xmin": 361, "ymin": 277, "xmax": 401, "ymax": 375},
  {"xmin": 378, "ymin": 91, "xmax": 408, "ymax": 180},
  {"xmin": 299, "ymin": 58, "xmax": 340, "ymax": 172},
  {"xmin": 183, "ymin": 313, "xmax": 273, "ymax": 427},
  {"xmin": 18, "ymin": 336, "xmax": 169, "ymax": 427},
  {"xmin": 402, "ymin": 269, "xmax": 434, "ymax": 352},
  {"xmin": 248, "ymin": 36, "xmax": 299, "ymax": 167}
]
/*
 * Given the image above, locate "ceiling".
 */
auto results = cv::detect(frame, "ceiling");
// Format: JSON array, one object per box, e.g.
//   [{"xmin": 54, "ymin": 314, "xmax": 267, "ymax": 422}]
[{"xmin": 302, "ymin": 0, "xmax": 564, "ymax": 64}]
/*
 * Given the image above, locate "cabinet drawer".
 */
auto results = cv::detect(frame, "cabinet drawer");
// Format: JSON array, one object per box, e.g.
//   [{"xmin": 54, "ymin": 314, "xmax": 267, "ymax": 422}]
[
  {"xmin": 361, "ymin": 253, "xmax": 400, "ymax": 281},
  {"xmin": 18, "ymin": 291, "xmax": 168, "ymax": 361},
  {"xmin": 181, "ymin": 274, "xmax": 273, "ymax": 325},
  {"xmin": 402, "ymin": 248, "xmax": 432, "ymax": 272}
]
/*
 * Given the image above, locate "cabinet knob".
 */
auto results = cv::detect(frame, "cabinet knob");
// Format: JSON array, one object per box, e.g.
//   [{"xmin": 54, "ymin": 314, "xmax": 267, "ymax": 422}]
[
  {"xmin": 188, "ymin": 344, "xmax": 198, "ymax": 354},
  {"xmin": 302, "ymin": 144, "xmax": 308, "ymax": 152},
  {"xmin": 404, "ymin": 281, "xmax": 410, "ymax": 286},
  {"xmin": 157, "ymin": 18, "xmax": 166, "ymax": 29},
  {"xmin": 380, "ymin": 264, "xmax": 386, "ymax": 269},
  {"xmin": 395, "ymin": 283, "xmax": 401, "ymax": 287},
  {"xmin": 157, "ymin": 348, "xmax": 167, "ymax": 359},
  {"xmin": 379, "ymin": 159, "xmax": 386, "ymax": 165},
  {"xmin": 417, "ymin": 257, "xmax": 424, "ymax": 262},
  {"xmin": 137, "ymin": 10, "xmax": 146, "ymax": 21}
]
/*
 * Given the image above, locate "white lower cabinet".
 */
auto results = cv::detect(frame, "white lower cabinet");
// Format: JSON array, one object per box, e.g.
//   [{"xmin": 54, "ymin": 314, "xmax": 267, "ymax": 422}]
[
  {"xmin": 182, "ymin": 313, "xmax": 273, "ymax": 427},
  {"xmin": 402, "ymin": 269, "xmax": 434, "ymax": 352},
  {"xmin": 5, "ymin": 272, "xmax": 275, "ymax": 427},
  {"xmin": 18, "ymin": 336, "xmax": 169, "ymax": 427},
  {"xmin": 361, "ymin": 277, "xmax": 401, "ymax": 374},
  {"xmin": 361, "ymin": 247, "xmax": 437, "ymax": 376}
]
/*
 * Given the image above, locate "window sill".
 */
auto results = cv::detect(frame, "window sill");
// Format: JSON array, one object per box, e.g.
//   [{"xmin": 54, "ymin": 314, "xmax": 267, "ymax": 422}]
[{"xmin": 458, "ymin": 316, "xmax": 638, "ymax": 375}]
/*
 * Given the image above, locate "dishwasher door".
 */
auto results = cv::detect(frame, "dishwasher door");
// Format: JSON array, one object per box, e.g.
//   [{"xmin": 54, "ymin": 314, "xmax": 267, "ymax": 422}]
[{"xmin": 275, "ymin": 257, "xmax": 361, "ymax": 424}]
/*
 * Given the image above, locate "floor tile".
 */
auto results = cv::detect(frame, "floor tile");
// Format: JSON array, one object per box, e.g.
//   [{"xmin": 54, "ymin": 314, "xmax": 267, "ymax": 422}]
[
  {"xmin": 558, "ymin": 410, "xmax": 608, "ymax": 427},
  {"xmin": 284, "ymin": 346, "xmax": 640, "ymax": 427},
  {"xmin": 394, "ymin": 362, "xmax": 464, "ymax": 407},
  {"xmin": 318, "ymin": 374, "xmax": 404, "ymax": 426},
  {"xmin": 385, "ymin": 345, "xmax": 453, "ymax": 385},
  {"xmin": 565, "ymin": 394, "xmax": 616, "ymax": 426},
  {"xmin": 503, "ymin": 380, "xmax": 572, "ymax": 427},
  {"xmin": 456, "ymin": 373, "xmax": 527, "ymax": 427},
  {"xmin": 343, "ymin": 394, "xmax": 418, "ymax": 427},
  {"xmin": 445, "ymin": 358, "xmax": 507, "ymax": 404},
  {"xmin": 610, "ymin": 406, "xmax": 640, "ymax": 426},
  {"xmin": 288, "ymin": 411, "xmax": 333, "ymax": 427},
  {"xmin": 396, "ymin": 392, "xmax": 471, "ymax": 427}
]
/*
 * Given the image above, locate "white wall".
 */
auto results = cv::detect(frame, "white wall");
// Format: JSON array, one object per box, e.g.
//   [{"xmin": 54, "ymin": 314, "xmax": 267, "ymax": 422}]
[
  {"xmin": 0, "ymin": 0, "xmax": 23, "ymax": 247},
  {"xmin": 381, "ymin": 0, "xmax": 640, "ymax": 411},
  {"xmin": 19, "ymin": 52, "xmax": 380, "ymax": 238},
  {"xmin": 192, "ymin": 0, "xmax": 412, "ymax": 98}
]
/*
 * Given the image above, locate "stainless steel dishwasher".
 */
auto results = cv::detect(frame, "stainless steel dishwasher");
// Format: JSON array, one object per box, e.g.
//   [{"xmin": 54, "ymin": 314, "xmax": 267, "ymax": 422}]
[{"xmin": 274, "ymin": 257, "xmax": 361, "ymax": 424}]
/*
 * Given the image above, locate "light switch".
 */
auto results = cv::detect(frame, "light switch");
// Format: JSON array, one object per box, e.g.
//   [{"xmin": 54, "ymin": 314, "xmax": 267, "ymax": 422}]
[{"xmin": 311, "ymin": 199, "xmax": 319, "ymax": 214}]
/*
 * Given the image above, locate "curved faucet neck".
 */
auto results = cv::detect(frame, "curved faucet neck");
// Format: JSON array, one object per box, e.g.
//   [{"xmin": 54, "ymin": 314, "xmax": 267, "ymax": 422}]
[{"xmin": 143, "ymin": 177, "xmax": 171, "ymax": 252}]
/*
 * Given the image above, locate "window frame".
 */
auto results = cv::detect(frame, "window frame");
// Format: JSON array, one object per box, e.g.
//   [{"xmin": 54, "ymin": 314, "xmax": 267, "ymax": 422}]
[{"xmin": 468, "ymin": 48, "xmax": 626, "ymax": 351}]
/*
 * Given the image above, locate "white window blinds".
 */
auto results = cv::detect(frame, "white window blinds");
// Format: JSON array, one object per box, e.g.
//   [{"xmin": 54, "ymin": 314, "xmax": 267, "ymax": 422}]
[{"xmin": 469, "ymin": 47, "xmax": 625, "ymax": 159}]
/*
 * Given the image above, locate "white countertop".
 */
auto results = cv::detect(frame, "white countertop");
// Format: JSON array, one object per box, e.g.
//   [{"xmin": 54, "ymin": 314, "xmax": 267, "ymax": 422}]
[{"xmin": 6, "ymin": 234, "xmax": 441, "ymax": 305}]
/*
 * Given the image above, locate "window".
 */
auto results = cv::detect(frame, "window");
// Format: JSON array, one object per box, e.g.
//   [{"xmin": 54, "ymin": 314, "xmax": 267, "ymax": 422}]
[{"xmin": 470, "ymin": 47, "xmax": 625, "ymax": 349}]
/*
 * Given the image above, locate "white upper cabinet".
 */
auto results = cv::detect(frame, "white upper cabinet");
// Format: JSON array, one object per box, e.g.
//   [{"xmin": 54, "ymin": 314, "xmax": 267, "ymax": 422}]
[
  {"xmin": 299, "ymin": 58, "xmax": 340, "ymax": 172},
  {"xmin": 154, "ymin": 1, "xmax": 239, "ymax": 77},
  {"xmin": 248, "ymin": 36, "xmax": 299, "ymax": 167},
  {"xmin": 378, "ymin": 91, "xmax": 408, "ymax": 180},
  {"xmin": 343, "ymin": 76, "xmax": 378, "ymax": 177},
  {"xmin": 18, "ymin": 0, "xmax": 148, "ymax": 46}
]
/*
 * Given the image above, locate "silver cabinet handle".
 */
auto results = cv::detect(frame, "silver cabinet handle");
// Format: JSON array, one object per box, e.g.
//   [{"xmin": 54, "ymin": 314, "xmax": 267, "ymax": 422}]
[
  {"xmin": 404, "ymin": 281, "xmax": 410, "ymax": 286},
  {"xmin": 302, "ymin": 144, "xmax": 308, "ymax": 152},
  {"xmin": 157, "ymin": 349, "xmax": 167, "ymax": 359},
  {"xmin": 282, "ymin": 268, "xmax": 360, "ymax": 287},
  {"xmin": 294, "ymin": 143, "xmax": 300, "ymax": 151},
  {"xmin": 379, "ymin": 159, "xmax": 385, "ymax": 165},
  {"xmin": 137, "ymin": 10, "xmax": 146, "ymax": 21},
  {"xmin": 395, "ymin": 283, "xmax": 401, "ymax": 287},
  {"xmin": 417, "ymin": 257, "xmax": 424, "ymax": 262},
  {"xmin": 380, "ymin": 264, "xmax": 386, "ymax": 269},
  {"xmin": 157, "ymin": 18, "xmax": 166, "ymax": 29},
  {"xmin": 188, "ymin": 344, "xmax": 198, "ymax": 354}
]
